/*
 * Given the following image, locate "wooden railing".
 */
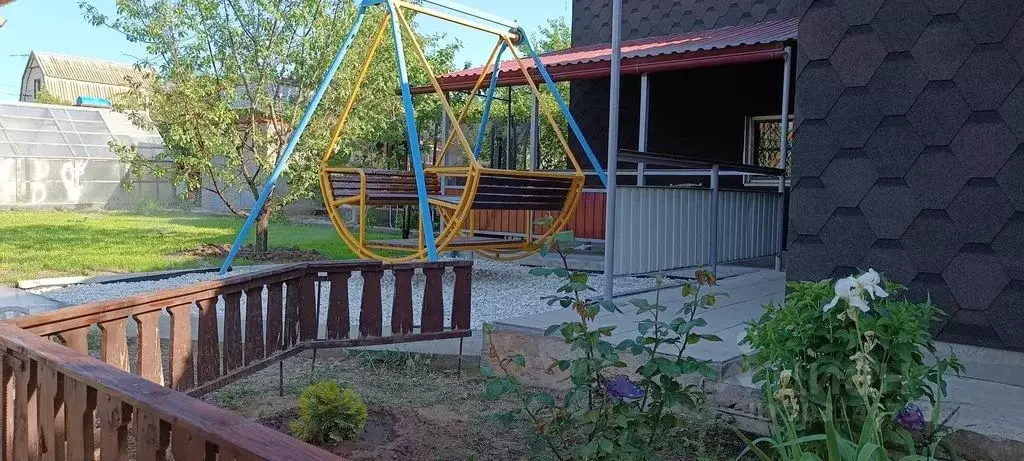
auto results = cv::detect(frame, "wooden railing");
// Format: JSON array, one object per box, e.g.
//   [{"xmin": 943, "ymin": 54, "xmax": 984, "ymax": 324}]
[
  {"xmin": 1, "ymin": 259, "xmax": 473, "ymax": 460},
  {"xmin": 0, "ymin": 323, "xmax": 340, "ymax": 460}
]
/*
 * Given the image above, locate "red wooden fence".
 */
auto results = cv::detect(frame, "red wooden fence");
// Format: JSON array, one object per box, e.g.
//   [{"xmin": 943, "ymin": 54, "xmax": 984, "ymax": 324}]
[{"xmin": 447, "ymin": 188, "xmax": 607, "ymax": 240}]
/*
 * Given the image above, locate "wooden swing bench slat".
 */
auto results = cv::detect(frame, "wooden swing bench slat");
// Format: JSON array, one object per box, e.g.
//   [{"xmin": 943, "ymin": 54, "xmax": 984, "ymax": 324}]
[
  {"xmin": 328, "ymin": 169, "xmax": 576, "ymax": 211},
  {"xmin": 370, "ymin": 235, "xmax": 527, "ymax": 250}
]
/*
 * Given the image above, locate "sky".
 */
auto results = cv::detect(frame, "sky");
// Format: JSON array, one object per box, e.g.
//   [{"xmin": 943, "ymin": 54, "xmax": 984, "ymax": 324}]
[{"xmin": 0, "ymin": 0, "xmax": 571, "ymax": 102}]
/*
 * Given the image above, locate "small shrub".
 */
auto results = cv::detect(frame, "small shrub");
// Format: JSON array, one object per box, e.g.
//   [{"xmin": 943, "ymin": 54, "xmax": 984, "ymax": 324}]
[
  {"xmin": 482, "ymin": 221, "xmax": 721, "ymax": 460},
  {"xmin": 290, "ymin": 381, "xmax": 368, "ymax": 444}
]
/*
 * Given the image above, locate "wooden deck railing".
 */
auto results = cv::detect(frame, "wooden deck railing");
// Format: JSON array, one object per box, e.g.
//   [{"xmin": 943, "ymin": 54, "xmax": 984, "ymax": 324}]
[
  {"xmin": 0, "ymin": 323, "xmax": 341, "ymax": 460},
  {"xmin": 1, "ymin": 259, "xmax": 473, "ymax": 460}
]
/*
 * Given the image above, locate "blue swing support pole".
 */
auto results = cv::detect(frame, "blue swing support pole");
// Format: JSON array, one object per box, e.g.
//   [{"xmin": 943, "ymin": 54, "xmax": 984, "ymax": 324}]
[
  {"xmin": 219, "ymin": 7, "xmax": 370, "ymax": 275},
  {"xmin": 517, "ymin": 31, "xmax": 608, "ymax": 188},
  {"xmin": 387, "ymin": 0, "xmax": 439, "ymax": 261},
  {"xmin": 473, "ymin": 42, "xmax": 507, "ymax": 159}
]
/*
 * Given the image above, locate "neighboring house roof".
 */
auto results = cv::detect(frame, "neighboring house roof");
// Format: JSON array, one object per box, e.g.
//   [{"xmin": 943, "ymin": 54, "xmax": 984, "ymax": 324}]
[
  {"xmin": 411, "ymin": 17, "xmax": 797, "ymax": 93},
  {"xmin": 22, "ymin": 51, "xmax": 149, "ymax": 103}
]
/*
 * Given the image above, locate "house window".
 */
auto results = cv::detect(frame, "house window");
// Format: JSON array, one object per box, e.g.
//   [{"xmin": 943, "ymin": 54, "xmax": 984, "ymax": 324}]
[
  {"xmin": 33, "ymin": 78, "xmax": 41, "ymax": 95},
  {"xmin": 743, "ymin": 115, "xmax": 794, "ymax": 187}
]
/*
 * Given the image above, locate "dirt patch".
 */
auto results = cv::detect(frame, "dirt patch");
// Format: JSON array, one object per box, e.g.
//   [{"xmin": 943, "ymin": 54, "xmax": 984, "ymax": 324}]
[
  {"xmin": 176, "ymin": 243, "xmax": 326, "ymax": 263},
  {"xmin": 204, "ymin": 351, "xmax": 531, "ymax": 460},
  {"xmin": 257, "ymin": 404, "xmax": 516, "ymax": 461}
]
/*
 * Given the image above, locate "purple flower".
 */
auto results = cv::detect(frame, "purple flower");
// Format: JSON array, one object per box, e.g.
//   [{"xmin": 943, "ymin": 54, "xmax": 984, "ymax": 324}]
[
  {"xmin": 896, "ymin": 403, "xmax": 926, "ymax": 431},
  {"xmin": 605, "ymin": 375, "xmax": 645, "ymax": 400}
]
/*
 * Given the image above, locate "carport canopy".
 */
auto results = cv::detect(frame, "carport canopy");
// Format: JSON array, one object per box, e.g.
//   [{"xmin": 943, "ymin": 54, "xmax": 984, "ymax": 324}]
[{"xmin": 409, "ymin": 17, "xmax": 797, "ymax": 94}]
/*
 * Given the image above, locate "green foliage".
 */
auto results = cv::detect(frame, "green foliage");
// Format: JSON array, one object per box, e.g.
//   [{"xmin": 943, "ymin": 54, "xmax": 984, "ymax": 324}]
[
  {"xmin": 738, "ymin": 382, "xmax": 959, "ymax": 461},
  {"xmin": 482, "ymin": 221, "xmax": 721, "ymax": 460},
  {"xmin": 81, "ymin": 0, "xmax": 458, "ymax": 248},
  {"xmin": 290, "ymin": 380, "xmax": 368, "ymax": 444},
  {"xmin": 33, "ymin": 88, "xmax": 70, "ymax": 106},
  {"xmin": 741, "ymin": 271, "xmax": 963, "ymax": 458}
]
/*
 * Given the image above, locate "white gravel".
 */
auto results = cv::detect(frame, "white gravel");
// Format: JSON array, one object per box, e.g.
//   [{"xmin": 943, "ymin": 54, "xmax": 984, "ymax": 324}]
[{"xmin": 32, "ymin": 259, "xmax": 657, "ymax": 331}]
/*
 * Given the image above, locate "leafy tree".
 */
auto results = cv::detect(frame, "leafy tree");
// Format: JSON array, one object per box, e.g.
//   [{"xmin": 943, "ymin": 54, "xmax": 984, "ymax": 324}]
[
  {"xmin": 33, "ymin": 88, "xmax": 70, "ymax": 105},
  {"xmin": 457, "ymin": 16, "xmax": 574, "ymax": 171},
  {"xmin": 82, "ymin": 0, "xmax": 457, "ymax": 250}
]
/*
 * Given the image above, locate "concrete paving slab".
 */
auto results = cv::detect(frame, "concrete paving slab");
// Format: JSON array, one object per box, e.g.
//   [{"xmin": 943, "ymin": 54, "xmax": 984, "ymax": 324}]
[
  {"xmin": 0, "ymin": 286, "xmax": 67, "ymax": 316},
  {"xmin": 493, "ymin": 269, "xmax": 786, "ymax": 378}
]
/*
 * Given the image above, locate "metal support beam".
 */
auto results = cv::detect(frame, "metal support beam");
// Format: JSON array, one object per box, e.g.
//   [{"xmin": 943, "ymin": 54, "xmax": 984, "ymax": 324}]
[
  {"xmin": 637, "ymin": 73, "xmax": 650, "ymax": 186},
  {"xmin": 474, "ymin": 42, "xmax": 507, "ymax": 158},
  {"xmin": 219, "ymin": 7, "xmax": 369, "ymax": 275},
  {"xmin": 709, "ymin": 164, "xmax": 720, "ymax": 277},
  {"xmin": 602, "ymin": 0, "xmax": 623, "ymax": 300},
  {"xmin": 529, "ymin": 95, "xmax": 539, "ymax": 171},
  {"xmin": 506, "ymin": 85, "xmax": 513, "ymax": 169},
  {"xmin": 775, "ymin": 45, "xmax": 792, "ymax": 272},
  {"xmin": 388, "ymin": 0, "xmax": 438, "ymax": 261}
]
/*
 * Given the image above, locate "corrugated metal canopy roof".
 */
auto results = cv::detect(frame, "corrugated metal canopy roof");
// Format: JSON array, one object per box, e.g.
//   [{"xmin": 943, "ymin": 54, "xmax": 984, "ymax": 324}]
[{"xmin": 411, "ymin": 17, "xmax": 797, "ymax": 94}]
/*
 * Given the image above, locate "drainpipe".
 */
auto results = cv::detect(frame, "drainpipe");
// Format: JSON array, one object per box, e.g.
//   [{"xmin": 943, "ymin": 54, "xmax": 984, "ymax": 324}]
[
  {"xmin": 637, "ymin": 72, "xmax": 649, "ymax": 186},
  {"xmin": 602, "ymin": 0, "xmax": 623, "ymax": 300},
  {"xmin": 775, "ymin": 45, "xmax": 792, "ymax": 272}
]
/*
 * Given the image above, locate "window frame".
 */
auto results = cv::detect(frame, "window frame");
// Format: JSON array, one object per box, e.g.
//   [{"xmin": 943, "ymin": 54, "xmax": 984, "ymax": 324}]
[{"xmin": 742, "ymin": 114, "xmax": 794, "ymax": 187}]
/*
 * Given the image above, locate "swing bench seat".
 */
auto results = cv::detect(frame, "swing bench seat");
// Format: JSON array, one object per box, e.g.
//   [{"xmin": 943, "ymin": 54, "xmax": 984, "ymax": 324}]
[
  {"xmin": 328, "ymin": 168, "xmax": 577, "ymax": 211},
  {"xmin": 329, "ymin": 169, "xmax": 449, "ymax": 206}
]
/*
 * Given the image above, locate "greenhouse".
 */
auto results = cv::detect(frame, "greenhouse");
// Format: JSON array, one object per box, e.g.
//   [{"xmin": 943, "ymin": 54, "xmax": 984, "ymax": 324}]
[{"xmin": 0, "ymin": 100, "xmax": 173, "ymax": 208}]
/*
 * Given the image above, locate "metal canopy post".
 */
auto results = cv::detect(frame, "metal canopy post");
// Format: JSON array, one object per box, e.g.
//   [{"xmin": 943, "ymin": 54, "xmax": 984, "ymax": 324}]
[
  {"xmin": 387, "ymin": 0, "xmax": 438, "ymax": 261},
  {"xmin": 529, "ymin": 95, "xmax": 539, "ymax": 170},
  {"xmin": 637, "ymin": 73, "xmax": 650, "ymax": 186},
  {"xmin": 709, "ymin": 164, "xmax": 720, "ymax": 276},
  {"xmin": 775, "ymin": 45, "xmax": 792, "ymax": 272},
  {"xmin": 602, "ymin": 0, "xmax": 623, "ymax": 301},
  {"xmin": 219, "ymin": 6, "xmax": 369, "ymax": 275}
]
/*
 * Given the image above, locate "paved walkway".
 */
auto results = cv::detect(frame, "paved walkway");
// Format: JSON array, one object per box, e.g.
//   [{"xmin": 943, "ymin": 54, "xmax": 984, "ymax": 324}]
[
  {"xmin": 0, "ymin": 286, "xmax": 67, "ymax": 317},
  {"xmin": 494, "ymin": 268, "xmax": 786, "ymax": 373}
]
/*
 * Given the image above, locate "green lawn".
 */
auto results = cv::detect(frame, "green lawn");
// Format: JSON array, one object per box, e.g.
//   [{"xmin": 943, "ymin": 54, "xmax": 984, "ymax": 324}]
[{"xmin": 0, "ymin": 211, "xmax": 384, "ymax": 285}]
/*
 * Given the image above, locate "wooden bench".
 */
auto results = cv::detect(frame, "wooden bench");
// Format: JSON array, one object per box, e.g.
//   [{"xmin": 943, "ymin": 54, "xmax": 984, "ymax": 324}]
[
  {"xmin": 470, "ymin": 172, "xmax": 575, "ymax": 210},
  {"xmin": 329, "ymin": 169, "xmax": 441, "ymax": 205}
]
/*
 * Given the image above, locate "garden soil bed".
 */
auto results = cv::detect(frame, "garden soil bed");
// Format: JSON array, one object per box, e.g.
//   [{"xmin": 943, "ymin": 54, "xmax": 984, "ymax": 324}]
[{"xmin": 203, "ymin": 351, "xmax": 531, "ymax": 460}]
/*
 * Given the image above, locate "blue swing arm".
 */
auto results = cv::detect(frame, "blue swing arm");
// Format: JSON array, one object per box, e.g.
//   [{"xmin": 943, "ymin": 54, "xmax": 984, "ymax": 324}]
[
  {"xmin": 517, "ymin": 30, "xmax": 608, "ymax": 188},
  {"xmin": 219, "ymin": 6, "xmax": 370, "ymax": 275}
]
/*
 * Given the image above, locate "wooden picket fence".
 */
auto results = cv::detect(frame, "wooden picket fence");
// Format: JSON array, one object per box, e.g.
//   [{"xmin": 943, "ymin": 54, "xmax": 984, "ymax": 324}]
[{"xmin": 0, "ymin": 260, "xmax": 473, "ymax": 460}]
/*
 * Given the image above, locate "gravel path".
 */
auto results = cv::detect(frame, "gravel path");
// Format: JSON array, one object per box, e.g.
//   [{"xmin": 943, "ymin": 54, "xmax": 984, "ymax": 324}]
[{"xmin": 33, "ymin": 259, "xmax": 657, "ymax": 331}]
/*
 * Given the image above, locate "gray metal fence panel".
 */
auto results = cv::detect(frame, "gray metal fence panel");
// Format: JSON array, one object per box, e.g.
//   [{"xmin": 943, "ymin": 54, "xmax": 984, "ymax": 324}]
[{"xmin": 612, "ymin": 186, "xmax": 780, "ymax": 275}]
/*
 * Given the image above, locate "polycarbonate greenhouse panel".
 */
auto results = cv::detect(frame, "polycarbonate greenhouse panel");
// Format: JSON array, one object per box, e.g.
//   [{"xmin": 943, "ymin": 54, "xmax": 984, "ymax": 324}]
[
  {"xmin": 0, "ymin": 102, "xmax": 161, "ymax": 160},
  {"xmin": 611, "ymin": 186, "xmax": 781, "ymax": 275}
]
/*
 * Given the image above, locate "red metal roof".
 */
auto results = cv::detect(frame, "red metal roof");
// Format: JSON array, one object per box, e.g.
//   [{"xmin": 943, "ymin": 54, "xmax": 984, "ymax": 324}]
[{"xmin": 413, "ymin": 17, "xmax": 797, "ymax": 94}]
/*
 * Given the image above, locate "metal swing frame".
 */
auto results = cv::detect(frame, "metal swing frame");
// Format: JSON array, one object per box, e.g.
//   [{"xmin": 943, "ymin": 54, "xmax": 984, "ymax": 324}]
[{"xmin": 220, "ymin": 0, "xmax": 607, "ymax": 273}]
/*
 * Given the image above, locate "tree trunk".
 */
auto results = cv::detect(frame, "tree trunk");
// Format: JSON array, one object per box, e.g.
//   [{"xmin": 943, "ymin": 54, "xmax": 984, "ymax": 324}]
[{"xmin": 255, "ymin": 208, "xmax": 270, "ymax": 253}]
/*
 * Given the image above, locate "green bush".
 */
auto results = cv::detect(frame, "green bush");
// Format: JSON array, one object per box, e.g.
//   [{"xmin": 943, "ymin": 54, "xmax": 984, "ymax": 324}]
[
  {"xmin": 290, "ymin": 381, "xmax": 368, "ymax": 444},
  {"xmin": 742, "ymin": 270, "xmax": 963, "ymax": 447},
  {"xmin": 482, "ymin": 223, "xmax": 722, "ymax": 460}
]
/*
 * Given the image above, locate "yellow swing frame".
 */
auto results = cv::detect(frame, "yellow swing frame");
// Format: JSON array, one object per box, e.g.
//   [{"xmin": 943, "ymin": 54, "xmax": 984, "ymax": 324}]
[{"xmin": 318, "ymin": 2, "xmax": 585, "ymax": 263}]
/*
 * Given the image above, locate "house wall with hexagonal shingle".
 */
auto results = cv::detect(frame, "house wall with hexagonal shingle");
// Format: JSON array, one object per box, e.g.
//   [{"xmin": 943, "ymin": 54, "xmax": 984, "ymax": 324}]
[{"xmin": 789, "ymin": 0, "xmax": 1024, "ymax": 351}]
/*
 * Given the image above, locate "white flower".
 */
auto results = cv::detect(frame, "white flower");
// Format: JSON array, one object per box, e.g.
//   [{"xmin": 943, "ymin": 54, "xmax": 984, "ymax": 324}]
[{"xmin": 823, "ymin": 269, "xmax": 889, "ymax": 313}]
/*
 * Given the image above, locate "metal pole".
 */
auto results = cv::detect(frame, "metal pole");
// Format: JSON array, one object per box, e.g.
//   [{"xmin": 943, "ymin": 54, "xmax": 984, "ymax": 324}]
[
  {"xmin": 506, "ymin": 85, "xmax": 513, "ymax": 169},
  {"xmin": 710, "ymin": 164, "xmax": 720, "ymax": 277},
  {"xmin": 775, "ymin": 46, "xmax": 792, "ymax": 272},
  {"xmin": 474, "ymin": 43, "xmax": 507, "ymax": 158},
  {"xmin": 219, "ymin": 7, "xmax": 369, "ymax": 274},
  {"xmin": 637, "ymin": 72, "xmax": 650, "ymax": 186},
  {"xmin": 602, "ymin": 0, "xmax": 623, "ymax": 301},
  {"xmin": 388, "ymin": 0, "xmax": 438, "ymax": 261},
  {"xmin": 529, "ymin": 95, "xmax": 539, "ymax": 170}
]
